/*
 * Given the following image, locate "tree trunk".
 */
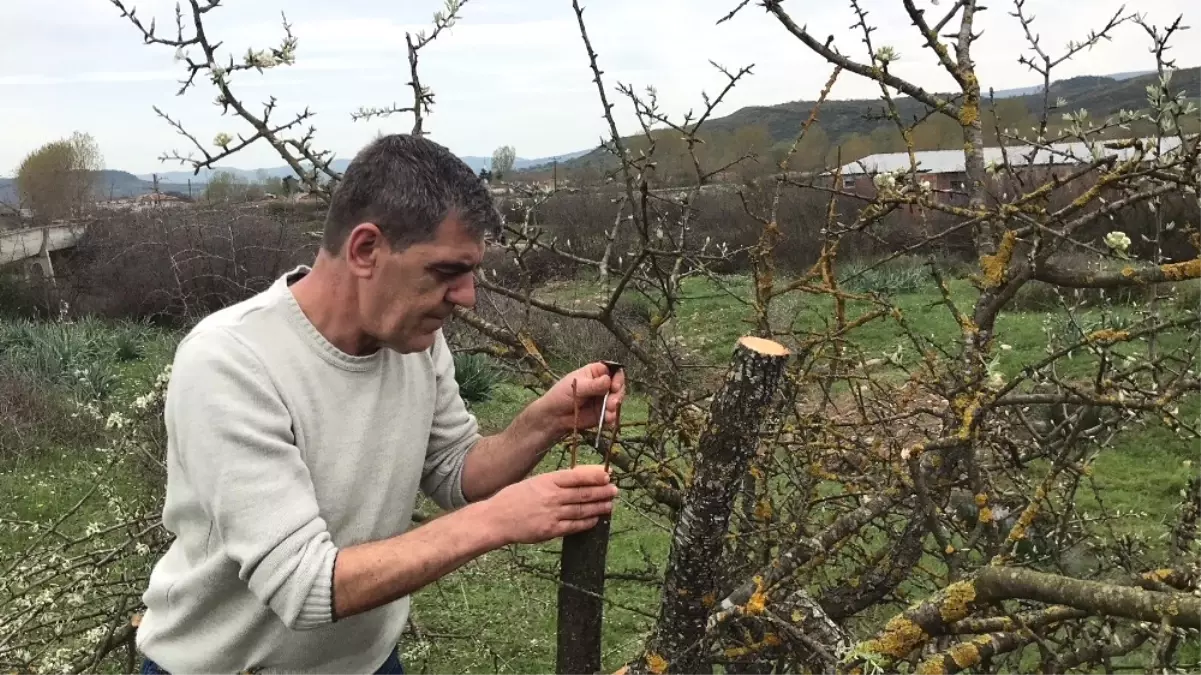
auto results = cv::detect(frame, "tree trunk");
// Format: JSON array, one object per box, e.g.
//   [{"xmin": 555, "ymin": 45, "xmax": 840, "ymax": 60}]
[{"xmin": 636, "ymin": 336, "xmax": 791, "ymax": 674}]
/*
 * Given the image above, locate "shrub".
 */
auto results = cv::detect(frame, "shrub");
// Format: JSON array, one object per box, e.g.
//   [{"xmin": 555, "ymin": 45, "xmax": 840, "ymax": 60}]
[
  {"xmin": 0, "ymin": 317, "xmax": 157, "ymax": 402},
  {"xmin": 0, "ymin": 270, "xmax": 54, "ymax": 319},
  {"xmin": 1009, "ymin": 280, "xmax": 1064, "ymax": 312},
  {"xmin": 50, "ymin": 203, "xmax": 317, "ymax": 325},
  {"xmin": 0, "ymin": 365, "xmax": 101, "ymax": 461},
  {"xmin": 453, "ymin": 352, "xmax": 503, "ymax": 405},
  {"xmin": 1171, "ymin": 278, "xmax": 1201, "ymax": 313},
  {"xmin": 838, "ymin": 255, "xmax": 935, "ymax": 295},
  {"xmin": 1008, "ymin": 279, "xmax": 1157, "ymax": 313}
]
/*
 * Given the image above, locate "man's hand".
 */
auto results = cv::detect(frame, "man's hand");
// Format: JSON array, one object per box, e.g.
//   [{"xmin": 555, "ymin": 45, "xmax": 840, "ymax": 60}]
[
  {"xmin": 331, "ymin": 465, "xmax": 617, "ymax": 621},
  {"xmin": 483, "ymin": 465, "xmax": 619, "ymax": 544},
  {"xmin": 459, "ymin": 361, "xmax": 626, "ymax": 504},
  {"xmin": 532, "ymin": 362, "xmax": 627, "ymax": 440}
]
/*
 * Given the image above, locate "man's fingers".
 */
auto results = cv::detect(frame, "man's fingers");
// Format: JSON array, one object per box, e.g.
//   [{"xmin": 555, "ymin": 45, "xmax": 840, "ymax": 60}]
[
  {"xmin": 570, "ymin": 373, "xmax": 611, "ymax": 398},
  {"xmin": 561, "ymin": 484, "xmax": 619, "ymax": 504},
  {"xmin": 611, "ymin": 368, "xmax": 626, "ymax": 394},
  {"xmin": 560, "ymin": 517, "xmax": 600, "ymax": 536},
  {"xmin": 561, "ymin": 500, "xmax": 613, "ymax": 521},
  {"xmin": 552, "ymin": 465, "xmax": 611, "ymax": 487}
]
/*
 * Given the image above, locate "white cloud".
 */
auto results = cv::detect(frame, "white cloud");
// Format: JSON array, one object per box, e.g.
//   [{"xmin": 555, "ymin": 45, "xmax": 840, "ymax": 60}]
[{"xmin": 0, "ymin": 0, "xmax": 1195, "ymax": 175}]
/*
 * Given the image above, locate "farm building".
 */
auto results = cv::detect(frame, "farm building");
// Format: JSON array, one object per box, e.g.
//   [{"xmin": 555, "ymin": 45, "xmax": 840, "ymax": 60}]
[{"xmin": 834, "ymin": 136, "xmax": 1188, "ymax": 201}]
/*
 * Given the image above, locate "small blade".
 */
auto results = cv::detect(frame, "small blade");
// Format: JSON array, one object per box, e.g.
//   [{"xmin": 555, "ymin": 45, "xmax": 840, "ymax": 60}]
[{"xmin": 594, "ymin": 361, "xmax": 624, "ymax": 448}]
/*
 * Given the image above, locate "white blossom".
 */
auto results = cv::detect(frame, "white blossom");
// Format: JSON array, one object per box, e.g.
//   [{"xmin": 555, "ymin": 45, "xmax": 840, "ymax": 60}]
[
  {"xmin": 1104, "ymin": 230, "xmax": 1131, "ymax": 254},
  {"xmin": 874, "ymin": 46, "xmax": 899, "ymax": 64},
  {"xmin": 105, "ymin": 411, "xmax": 130, "ymax": 430},
  {"xmin": 246, "ymin": 49, "xmax": 278, "ymax": 69}
]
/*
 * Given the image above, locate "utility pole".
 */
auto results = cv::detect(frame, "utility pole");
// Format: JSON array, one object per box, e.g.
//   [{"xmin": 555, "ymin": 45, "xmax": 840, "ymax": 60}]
[{"xmin": 553, "ymin": 158, "xmax": 558, "ymax": 191}]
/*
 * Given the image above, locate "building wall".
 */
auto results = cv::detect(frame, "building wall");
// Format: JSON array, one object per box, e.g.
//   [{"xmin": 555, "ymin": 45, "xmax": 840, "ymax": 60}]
[{"xmin": 837, "ymin": 163, "xmax": 1082, "ymax": 204}]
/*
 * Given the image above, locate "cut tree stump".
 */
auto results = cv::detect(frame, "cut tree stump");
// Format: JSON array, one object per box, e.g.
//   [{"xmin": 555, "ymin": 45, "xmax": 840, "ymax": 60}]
[{"xmin": 635, "ymin": 336, "xmax": 791, "ymax": 675}]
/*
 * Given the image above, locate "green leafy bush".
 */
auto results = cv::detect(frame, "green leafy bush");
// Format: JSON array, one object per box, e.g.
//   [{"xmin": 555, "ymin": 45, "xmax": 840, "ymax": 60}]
[
  {"xmin": 453, "ymin": 352, "xmax": 503, "ymax": 405},
  {"xmin": 838, "ymin": 255, "xmax": 935, "ymax": 295},
  {"xmin": 0, "ymin": 318, "xmax": 154, "ymax": 401}
]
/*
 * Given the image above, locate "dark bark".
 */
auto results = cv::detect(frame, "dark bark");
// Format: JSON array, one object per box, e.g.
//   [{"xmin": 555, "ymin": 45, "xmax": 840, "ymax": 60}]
[
  {"xmin": 771, "ymin": 588, "xmax": 852, "ymax": 671},
  {"xmin": 634, "ymin": 336, "xmax": 791, "ymax": 675},
  {"xmin": 715, "ymin": 493, "xmax": 899, "ymax": 616},
  {"xmin": 557, "ymin": 515, "xmax": 613, "ymax": 675},
  {"xmin": 819, "ymin": 516, "xmax": 928, "ymax": 620}
]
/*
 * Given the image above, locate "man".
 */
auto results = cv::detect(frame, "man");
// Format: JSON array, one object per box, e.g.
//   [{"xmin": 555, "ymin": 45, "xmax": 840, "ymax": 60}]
[{"xmin": 135, "ymin": 134, "xmax": 623, "ymax": 673}]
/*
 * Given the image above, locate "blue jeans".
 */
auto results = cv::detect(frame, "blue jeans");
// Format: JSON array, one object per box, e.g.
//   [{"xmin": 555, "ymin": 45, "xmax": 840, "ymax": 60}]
[{"xmin": 140, "ymin": 647, "xmax": 405, "ymax": 674}]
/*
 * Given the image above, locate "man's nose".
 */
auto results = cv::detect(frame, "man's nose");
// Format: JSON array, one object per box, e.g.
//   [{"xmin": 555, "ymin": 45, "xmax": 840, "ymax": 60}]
[{"xmin": 446, "ymin": 273, "xmax": 476, "ymax": 308}]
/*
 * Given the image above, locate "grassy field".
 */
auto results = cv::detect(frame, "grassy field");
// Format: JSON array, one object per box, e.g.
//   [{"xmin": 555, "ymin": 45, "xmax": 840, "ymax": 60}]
[{"xmin": 1, "ymin": 268, "xmax": 1197, "ymax": 673}]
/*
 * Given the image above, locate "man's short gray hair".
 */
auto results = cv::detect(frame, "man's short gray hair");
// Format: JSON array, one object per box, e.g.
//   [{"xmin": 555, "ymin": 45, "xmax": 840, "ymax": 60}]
[{"xmin": 321, "ymin": 134, "xmax": 502, "ymax": 254}]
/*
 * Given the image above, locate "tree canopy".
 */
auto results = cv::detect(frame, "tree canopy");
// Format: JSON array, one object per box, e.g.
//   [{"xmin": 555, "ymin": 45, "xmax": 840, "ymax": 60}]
[{"xmin": 15, "ymin": 132, "xmax": 103, "ymax": 222}]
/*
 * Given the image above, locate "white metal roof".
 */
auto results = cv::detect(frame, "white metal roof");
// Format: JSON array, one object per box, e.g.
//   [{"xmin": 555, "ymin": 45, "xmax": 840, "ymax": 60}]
[{"xmin": 837, "ymin": 136, "xmax": 1187, "ymax": 175}]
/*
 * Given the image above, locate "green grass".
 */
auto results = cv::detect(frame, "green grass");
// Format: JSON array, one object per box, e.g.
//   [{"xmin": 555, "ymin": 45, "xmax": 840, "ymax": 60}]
[{"xmin": 1, "ymin": 267, "xmax": 1197, "ymax": 673}]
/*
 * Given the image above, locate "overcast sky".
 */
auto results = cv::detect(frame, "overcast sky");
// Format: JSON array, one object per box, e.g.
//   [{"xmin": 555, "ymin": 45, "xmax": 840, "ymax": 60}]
[{"xmin": 1, "ymin": 0, "xmax": 1195, "ymax": 176}]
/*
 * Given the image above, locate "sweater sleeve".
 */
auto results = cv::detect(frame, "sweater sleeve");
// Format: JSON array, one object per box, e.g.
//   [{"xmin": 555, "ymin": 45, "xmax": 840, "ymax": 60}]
[
  {"xmin": 165, "ymin": 327, "xmax": 337, "ymax": 631},
  {"xmin": 419, "ymin": 330, "xmax": 482, "ymax": 511}
]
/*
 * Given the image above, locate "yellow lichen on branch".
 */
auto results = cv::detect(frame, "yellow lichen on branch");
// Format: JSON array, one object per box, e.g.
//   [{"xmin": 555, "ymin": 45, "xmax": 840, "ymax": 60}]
[
  {"xmin": 723, "ymin": 634, "xmax": 783, "ymax": 659},
  {"xmin": 915, "ymin": 635, "xmax": 993, "ymax": 675},
  {"xmin": 645, "ymin": 652, "xmax": 668, "ymax": 675},
  {"xmin": 861, "ymin": 615, "xmax": 928, "ymax": 659},
  {"xmin": 939, "ymin": 581, "xmax": 978, "ymax": 623},
  {"xmin": 746, "ymin": 575, "xmax": 768, "ymax": 615},
  {"xmin": 978, "ymin": 506, "xmax": 993, "ymax": 524},
  {"xmin": 979, "ymin": 230, "xmax": 1017, "ymax": 288},
  {"xmin": 1161, "ymin": 258, "xmax": 1201, "ymax": 281},
  {"xmin": 956, "ymin": 394, "xmax": 982, "ymax": 441},
  {"xmin": 958, "ymin": 101, "xmax": 978, "ymax": 127},
  {"xmin": 753, "ymin": 499, "xmax": 774, "ymax": 521},
  {"xmin": 1086, "ymin": 329, "xmax": 1131, "ymax": 344}
]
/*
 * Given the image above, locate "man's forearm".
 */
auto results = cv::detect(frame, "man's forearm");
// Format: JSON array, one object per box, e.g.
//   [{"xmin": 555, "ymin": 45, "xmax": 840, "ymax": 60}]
[
  {"xmin": 459, "ymin": 405, "xmax": 564, "ymax": 502},
  {"xmin": 330, "ymin": 500, "xmax": 506, "ymax": 621}
]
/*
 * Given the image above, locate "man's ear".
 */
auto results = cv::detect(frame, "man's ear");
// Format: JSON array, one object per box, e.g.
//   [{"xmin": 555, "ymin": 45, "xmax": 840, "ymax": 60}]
[{"xmin": 344, "ymin": 223, "xmax": 384, "ymax": 277}]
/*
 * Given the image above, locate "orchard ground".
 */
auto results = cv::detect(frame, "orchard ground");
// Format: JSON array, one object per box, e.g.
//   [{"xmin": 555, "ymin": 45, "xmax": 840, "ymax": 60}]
[{"xmin": 1, "ymin": 266, "xmax": 1197, "ymax": 673}]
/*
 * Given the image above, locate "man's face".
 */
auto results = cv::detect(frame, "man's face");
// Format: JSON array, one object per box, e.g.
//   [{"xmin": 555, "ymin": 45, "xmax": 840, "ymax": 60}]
[{"xmin": 354, "ymin": 213, "xmax": 484, "ymax": 354}]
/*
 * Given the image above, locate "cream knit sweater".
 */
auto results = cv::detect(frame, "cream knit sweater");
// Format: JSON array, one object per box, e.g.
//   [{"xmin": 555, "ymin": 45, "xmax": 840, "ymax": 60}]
[{"xmin": 135, "ymin": 266, "xmax": 481, "ymax": 673}]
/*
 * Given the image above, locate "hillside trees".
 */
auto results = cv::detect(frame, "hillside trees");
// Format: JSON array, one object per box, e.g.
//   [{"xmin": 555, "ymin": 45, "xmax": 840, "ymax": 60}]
[
  {"xmin": 14, "ymin": 132, "xmax": 104, "ymax": 223},
  {"xmin": 5, "ymin": 0, "xmax": 1197, "ymax": 673}
]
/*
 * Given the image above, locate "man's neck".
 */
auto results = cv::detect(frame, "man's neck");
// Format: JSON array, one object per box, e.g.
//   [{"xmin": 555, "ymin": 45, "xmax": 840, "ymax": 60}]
[{"xmin": 288, "ymin": 257, "xmax": 380, "ymax": 357}]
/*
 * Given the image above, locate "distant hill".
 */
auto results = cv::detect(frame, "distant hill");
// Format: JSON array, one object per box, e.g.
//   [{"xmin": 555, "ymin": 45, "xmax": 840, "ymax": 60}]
[
  {"xmin": 136, "ymin": 149, "xmax": 592, "ymax": 185},
  {"xmin": 543, "ymin": 66, "xmax": 1199, "ymax": 174},
  {"xmin": 987, "ymin": 69, "xmax": 1154, "ymax": 99},
  {"xmin": 0, "ymin": 170, "xmax": 193, "ymax": 204},
  {"xmin": 92, "ymin": 170, "xmax": 192, "ymax": 199}
]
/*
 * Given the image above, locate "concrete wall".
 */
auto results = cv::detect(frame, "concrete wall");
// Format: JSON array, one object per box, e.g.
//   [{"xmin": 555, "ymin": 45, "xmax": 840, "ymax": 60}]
[{"xmin": 0, "ymin": 223, "xmax": 87, "ymax": 267}]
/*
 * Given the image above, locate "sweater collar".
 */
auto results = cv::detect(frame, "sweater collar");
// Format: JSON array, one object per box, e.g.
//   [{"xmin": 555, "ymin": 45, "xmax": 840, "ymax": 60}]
[{"xmin": 275, "ymin": 265, "xmax": 385, "ymax": 372}]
